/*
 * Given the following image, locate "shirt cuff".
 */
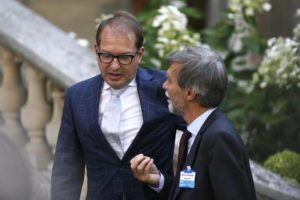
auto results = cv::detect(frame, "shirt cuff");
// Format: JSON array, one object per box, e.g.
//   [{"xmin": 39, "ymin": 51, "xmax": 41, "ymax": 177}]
[{"xmin": 149, "ymin": 173, "xmax": 165, "ymax": 193}]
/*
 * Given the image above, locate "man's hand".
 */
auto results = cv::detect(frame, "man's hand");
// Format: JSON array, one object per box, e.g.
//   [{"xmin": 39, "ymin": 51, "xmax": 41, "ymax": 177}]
[{"xmin": 130, "ymin": 154, "xmax": 161, "ymax": 187}]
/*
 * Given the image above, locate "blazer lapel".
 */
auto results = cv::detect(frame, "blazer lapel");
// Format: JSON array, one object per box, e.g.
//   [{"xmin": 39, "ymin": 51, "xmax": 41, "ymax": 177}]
[
  {"xmin": 136, "ymin": 68, "xmax": 159, "ymax": 123},
  {"xmin": 172, "ymin": 108, "xmax": 223, "ymax": 199},
  {"xmin": 90, "ymin": 75, "xmax": 102, "ymax": 131},
  {"xmin": 122, "ymin": 68, "xmax": 167, "ymax": 161},
  {"xmin": 185, "ymin": 108, "xmax": 223, "ymax": 165}
]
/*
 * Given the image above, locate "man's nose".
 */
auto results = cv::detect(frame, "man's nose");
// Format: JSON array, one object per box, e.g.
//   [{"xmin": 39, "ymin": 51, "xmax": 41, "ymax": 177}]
[
  {"xmin": 110, "ymin": 57, "xmax": 121, "ymax": 70},
  {"xmin": 162, "ymin": 81, "xmax": 168, "ymax": 89}
]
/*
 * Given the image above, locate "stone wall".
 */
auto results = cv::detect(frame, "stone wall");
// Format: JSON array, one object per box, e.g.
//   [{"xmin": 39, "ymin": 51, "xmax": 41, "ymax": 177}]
[{"xmin": 21, "ymin": 0, "xmax": 131, "ymax": 46}]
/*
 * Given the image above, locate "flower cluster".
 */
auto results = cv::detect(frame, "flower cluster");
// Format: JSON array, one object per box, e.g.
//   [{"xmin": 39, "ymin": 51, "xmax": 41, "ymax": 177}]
[
  {"xmin": 227, "ymin": 0, "xmax": 271, "ymax": 55},
  {"xmin": 227, "ymin": 0, "xmax": 271, "ymax": 36},
  {"xmin": 152, "ymin": 5, "xmax": 200, "ymax": 58},
  {"xmin": 252, "ymin": 37, "xmax": 300, "ymax": 89},
  {"xmin": 228, "ymin": 0, "xmax": 272, "ymax": 18}
]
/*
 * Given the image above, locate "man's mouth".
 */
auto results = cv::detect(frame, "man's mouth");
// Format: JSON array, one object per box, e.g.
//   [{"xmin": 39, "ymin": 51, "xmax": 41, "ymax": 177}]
[{"xmin": 108, "ymin": 73, "xmax": 122, "ymax": 80}]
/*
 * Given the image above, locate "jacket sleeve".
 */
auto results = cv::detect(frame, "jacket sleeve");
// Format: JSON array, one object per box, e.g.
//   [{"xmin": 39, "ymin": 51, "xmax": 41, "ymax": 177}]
[
  {"xmin": 156, "ymin": 173, "xmax": 174, "ymax": 200},
  {"xmin": 207, "ymin": 131, "xmax": 257, "ymax": 200},
  {"xmin": 51, "ymin": 89, "xmax": 85, "ymax": 200}
]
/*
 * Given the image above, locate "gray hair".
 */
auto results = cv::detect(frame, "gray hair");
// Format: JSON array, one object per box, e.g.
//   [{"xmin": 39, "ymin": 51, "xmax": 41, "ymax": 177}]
[{"xmin": 167, "ymin": 46, "xmax": 228, "ymax": 107}]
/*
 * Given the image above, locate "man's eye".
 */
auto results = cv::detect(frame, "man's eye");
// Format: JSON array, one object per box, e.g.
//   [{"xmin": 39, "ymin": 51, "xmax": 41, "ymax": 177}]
[
  {"xmin": 166, "ymin": 78, "xmax": 171, "ymax": 83},
  {"xmin": 101, "ymin": 54, "xmax": 112, "ymax": 58},
  {"xmin": 119, "ymin": 55, "xmax": 131, "ymax": 60}
]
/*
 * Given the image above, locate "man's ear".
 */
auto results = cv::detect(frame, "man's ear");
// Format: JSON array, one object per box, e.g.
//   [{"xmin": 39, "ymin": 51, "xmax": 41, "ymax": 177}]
[
  {"xmin": 186, "ymin": 88, "xmax": 197, "ymax": 101},
  {"xmin": 94, "ymin": 44, "xmax": 100, "ymax": 62},
  {"xmin": 137, "ymin": 47, "xmax": 145, "ymax": 63},
  {"xmin": 94, "ymin": 44, "xmax": 99, "ymax": 51}
]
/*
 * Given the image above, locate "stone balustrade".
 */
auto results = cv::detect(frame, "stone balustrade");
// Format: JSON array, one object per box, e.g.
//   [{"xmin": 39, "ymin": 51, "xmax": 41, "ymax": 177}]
[
  {"xmin": 0, "ymin": 0, "xmax": 299, "ymax": 200},
  {"xmin": 0, "ymin": 0, "xmax": 98, "ymax": 199}
]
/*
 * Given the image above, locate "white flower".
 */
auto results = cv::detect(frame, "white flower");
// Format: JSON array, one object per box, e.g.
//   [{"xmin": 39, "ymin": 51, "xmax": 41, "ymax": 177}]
[
  {"xmin": 168, "ymin": 5, "xmax": 185, "ymax": 19},
  {"xmin": 228, "ymin": 34, "xmax": 243, "ymax": 53},
  {"xmin": 152, "ymin": 15, "xmax": 166, "ymax": 27},
  {"xmin": 262, "ymin": 3, "xmax": 272, "ymax": 12},
  {"xmin": 77, "ymin": 39, "xmax": 90, "ymax": 47},
  {"xmin": 170, "ymin": 40, "xmax": 178, "ymax": 45},
  {"xmin": 285, "ymin": 38, "xmax": 298, "ymax": 48},
  {"xmin": 172, "ymin": 19, "xmax": 186, "ymax": 30},
  {"xmin": 68, "ymin": 32, "xmax": 77, "ymax": 39},
  {"xmin": 245, "ymin": 8, "xmax": 254, "ymax": 16},
  {"xmin": 152, "ymin": 5, "xmax": 200, "ymax": 60},
  {"xmin": 260, "ymin": 82, "xmax": 267, "ymax": 88},
  {"xmin": 149, "ymin": 58, "xmax": 161, "ymax": 69},
  {"xmin": 267, "ymin": 37, "xmax": 276, "ymax": 46},
  {"xmin": 227, "ymin": 13, "xmax": 235, "ymax": 19},
  {"xmin": 296, "ymin": 9, "xmax": 300, "ymax": 17},
  {"xmin": 157, "ymin": 37, "xmax": 169, "ymax": 44},
  {"xmin": 171, "ymin": 0, "xmax": 186, "ymax": 8}
]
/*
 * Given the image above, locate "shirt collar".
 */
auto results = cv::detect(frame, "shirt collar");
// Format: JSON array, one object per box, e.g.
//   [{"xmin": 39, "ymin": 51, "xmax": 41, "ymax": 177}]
[
  {"xmin": 103, "ymin": 78, "xmax": 137, "ymax": 91},
  {"xmin": 187, "ymin": 108, "xmax": 216, "ymax": 137}
]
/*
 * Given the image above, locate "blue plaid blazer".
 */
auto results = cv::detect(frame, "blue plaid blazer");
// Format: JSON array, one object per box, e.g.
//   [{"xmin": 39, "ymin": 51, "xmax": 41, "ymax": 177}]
[{"xmin": 51, "ymin": 67, "xmax": 185, "ymax": 200}]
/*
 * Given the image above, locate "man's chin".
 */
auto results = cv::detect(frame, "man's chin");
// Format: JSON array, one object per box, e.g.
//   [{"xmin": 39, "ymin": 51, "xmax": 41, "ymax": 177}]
[
  {"xmin": 168, "ymin": 104, "xmax": 183, "ymax": 116},
  {"xmin": 168, "ymin": 104, "xmax": 176, "ymax": 114},
  {"xmin": 106, "ymin": 79, "xmax": 127, "ymax": 89}
]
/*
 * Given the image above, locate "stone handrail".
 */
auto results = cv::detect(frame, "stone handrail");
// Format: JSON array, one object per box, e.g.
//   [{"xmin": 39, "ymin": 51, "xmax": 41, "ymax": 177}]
[
  {"xmin": 0, "ymin": 0, "xmax": 98, "ymax": 88},
  {"xmin": 251, "ymin": 161, "xmax": 300, "ymax": 200},
  {"xmin": 0, "ymin": 0, "xmax": 299, "ymax": 200}
]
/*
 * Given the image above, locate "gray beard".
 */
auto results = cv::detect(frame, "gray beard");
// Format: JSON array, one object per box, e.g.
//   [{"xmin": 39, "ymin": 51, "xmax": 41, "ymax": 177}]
[
  {"xmin": 168, "ymin": 100, "xmax": 183, "ymax": 116},
  {"xmin": 168, "ymin": 100, "xmax": 175, "ymax": 114}
]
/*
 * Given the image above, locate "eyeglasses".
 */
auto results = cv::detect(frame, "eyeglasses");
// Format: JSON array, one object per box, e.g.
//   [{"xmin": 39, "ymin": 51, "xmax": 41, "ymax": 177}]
[{"xmin": 96, "ymin": 50, "xmax": 138, "ymax": 65}]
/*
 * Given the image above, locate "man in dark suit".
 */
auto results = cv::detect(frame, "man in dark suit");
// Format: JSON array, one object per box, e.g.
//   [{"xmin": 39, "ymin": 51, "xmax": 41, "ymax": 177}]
[
  {"xmin": 130, "ymin": 46, "xmax": 257, "ymax": 200},
  {"xmin": 51, "ymin": 11, "xmax": 184, "ymax": 200}
]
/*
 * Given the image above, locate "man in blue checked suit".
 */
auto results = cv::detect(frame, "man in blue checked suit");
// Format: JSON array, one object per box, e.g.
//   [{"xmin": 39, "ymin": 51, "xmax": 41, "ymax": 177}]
[{"xmin": 51, "ymin": 11, "xmax": 184, "ymax": 200}]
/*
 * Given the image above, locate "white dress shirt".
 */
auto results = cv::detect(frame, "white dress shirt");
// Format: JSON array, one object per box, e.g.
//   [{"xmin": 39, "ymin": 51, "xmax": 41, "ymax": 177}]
[
  {"xmin": 99, "ymin": 78, "xmax": 143, "ymax": 155},
  {"xmin": 186, "ymin": 108, "xmax": 216, "ymax": 153}
]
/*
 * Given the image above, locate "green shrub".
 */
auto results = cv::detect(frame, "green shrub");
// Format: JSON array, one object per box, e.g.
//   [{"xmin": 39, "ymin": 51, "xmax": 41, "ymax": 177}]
[{"xmin": 264, "ymin": 149, "xmax": 300, "ymax": 185}]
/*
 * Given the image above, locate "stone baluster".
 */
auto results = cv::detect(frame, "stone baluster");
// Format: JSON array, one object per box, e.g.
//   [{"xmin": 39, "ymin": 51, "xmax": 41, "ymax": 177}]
[
  {"xmin": 45, "ymin": 83, "xmax": 64, "ymax": 170},
  {"xmin": 20, "ymin": 65, "xmax": 51, "ymax": 170},
  {"xmin": 0, "ymin": 49, "xmax": 27, "ymax": 146}
]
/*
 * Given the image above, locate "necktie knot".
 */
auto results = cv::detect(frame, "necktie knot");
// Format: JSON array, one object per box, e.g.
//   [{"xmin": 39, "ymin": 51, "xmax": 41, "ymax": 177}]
[
  {"xmin": 180, "ymin": 130, "xmax": 191, "ymax": 148},
  {"xmin": 110, "ymin": 87, "xmax": 125, "ymax": 97}
]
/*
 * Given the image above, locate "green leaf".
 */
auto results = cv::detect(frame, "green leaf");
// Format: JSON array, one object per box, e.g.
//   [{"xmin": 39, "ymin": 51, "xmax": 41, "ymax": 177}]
[{"xmin": 180, "ymin": 7, "xmax": 203, "ymax": 19}]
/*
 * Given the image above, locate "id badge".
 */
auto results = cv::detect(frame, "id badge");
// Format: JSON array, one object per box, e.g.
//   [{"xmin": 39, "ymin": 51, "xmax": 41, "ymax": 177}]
[{"xmin": 179, "ymin": 166, "xmax": 196, "ymax": 189}]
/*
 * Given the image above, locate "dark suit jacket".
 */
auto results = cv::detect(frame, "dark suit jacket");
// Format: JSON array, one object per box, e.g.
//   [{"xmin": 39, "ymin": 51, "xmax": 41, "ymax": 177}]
[
  {"xmin": 163, "ymin": 108, "xmax": 257, "ymax": 200},
  {"xmin": 51, "ymin": 67, "xmax": 185, "ymax": 200}
]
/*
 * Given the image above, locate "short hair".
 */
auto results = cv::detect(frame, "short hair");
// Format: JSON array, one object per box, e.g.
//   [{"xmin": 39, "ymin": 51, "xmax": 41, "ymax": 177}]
[
  {"xmin": 95, "ymin": 10, "xmax": 144, "ymax": 49},
  {"xmin": 167, "ymin": 46, "xmax": 228, "ymax": 107}
]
